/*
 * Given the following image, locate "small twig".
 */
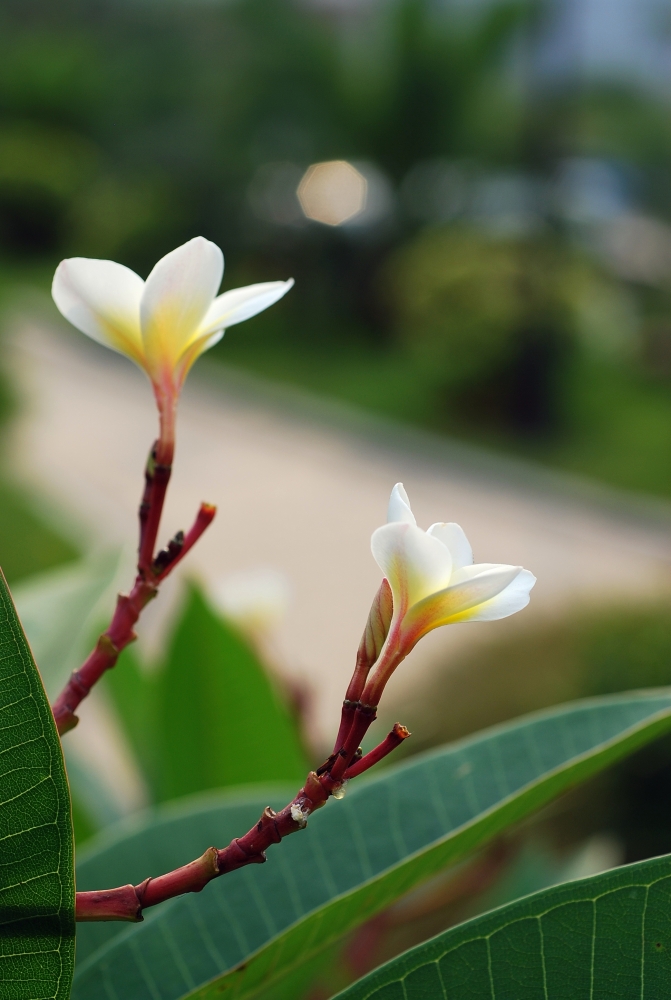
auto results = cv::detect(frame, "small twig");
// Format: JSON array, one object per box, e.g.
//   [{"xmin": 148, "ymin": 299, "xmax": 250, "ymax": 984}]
[
  {"xmin": 154, "ymin": 504, "xmax": 216, "ymax": 582},
  {"xmin": 51, "ymin": 441, "xmax": 216, "ymax": 735},
  {"xmin": 51, "ymin": 579, "xmax": 157, "ymax": 735},
  {"xmin": 343, "ymin": 724, "xmax": 411, "ymax": 780}
]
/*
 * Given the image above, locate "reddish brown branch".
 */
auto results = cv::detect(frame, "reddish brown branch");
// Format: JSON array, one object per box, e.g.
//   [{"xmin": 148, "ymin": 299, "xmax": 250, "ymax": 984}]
[
  {"xmin": 329, "ymin": 703, "xmax": 378, "ymax": 783},
  {"xmin": 77, "ymin": 770, "xmax": 331, "ymax": 921},
  {"xmin": 51, "ymin": 579, "xmax": 157, "ymax": 734},
  {"xmin": 51, "ymin": 439, "xmax": 215, "ymax": 736},
  {"xmin": 76, "ymin": 726, "xmax": 411, "ymax": 922},
  {"xmin": 138, "ymin": 453, "xmax": 172, "ymax": 574}
]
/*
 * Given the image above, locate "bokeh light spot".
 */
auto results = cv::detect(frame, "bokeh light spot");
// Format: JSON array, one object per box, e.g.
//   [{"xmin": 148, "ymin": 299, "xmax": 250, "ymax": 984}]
[{"xmin": 297, "ymin": 160, "xmax": 367, "ymax": 226}]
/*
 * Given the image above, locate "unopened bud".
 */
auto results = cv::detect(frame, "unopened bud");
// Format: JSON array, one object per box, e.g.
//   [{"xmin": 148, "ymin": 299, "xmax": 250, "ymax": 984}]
[{"xmin": 357, "ymin": 578, "xmax": 393, "ymax": 673}]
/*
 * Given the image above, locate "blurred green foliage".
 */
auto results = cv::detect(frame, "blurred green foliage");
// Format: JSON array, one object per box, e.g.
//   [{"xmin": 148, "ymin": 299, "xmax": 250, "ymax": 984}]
[
  {"xmin": 382, "ymin": 227, "xmax": 614, "ymax": 433},
  {"xmin": 0, "ymin": 0, "xmax": 528, "ymax": 264},
  {"xmin": 4, "ymin": 0, "xmax": 671, "ymax": 499},
  {"xmin": 0, "ymin": 480, "xmax": 77, "ymax": 584},
  {"xmin": 104, "ymin": 585, "xmax": 311, "ymax": 808}
]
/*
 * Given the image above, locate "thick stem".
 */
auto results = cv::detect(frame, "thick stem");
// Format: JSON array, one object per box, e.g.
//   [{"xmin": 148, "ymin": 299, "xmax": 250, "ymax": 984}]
[
  {"xmin": 332, "ymin": 698, "xmax": 358, "ymax": 758},
  {"xmin": 76, "ymin": 721, "xmax": 411, "ymax": 923},
  {"xmin": 76, "ymin": 770, "xmax": 333, "ymax": 921},
  {"xmin": 329, "ymin": 703, "xmax": 378, "ymax": 783}
]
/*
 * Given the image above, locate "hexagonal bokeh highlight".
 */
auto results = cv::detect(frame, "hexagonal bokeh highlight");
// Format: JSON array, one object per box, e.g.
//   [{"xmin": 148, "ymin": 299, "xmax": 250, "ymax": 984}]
[{"xmin": 297, "ymin": 160, "xmax": 367, "ymax": 226}]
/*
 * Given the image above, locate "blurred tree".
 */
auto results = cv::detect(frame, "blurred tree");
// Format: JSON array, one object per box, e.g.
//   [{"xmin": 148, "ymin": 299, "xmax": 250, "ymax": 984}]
[
  {"xmin": 5, "ymin": 0, "xmax": 671, "ymax": 476},
  {"xmin": 383, "ymin": 225, "xmax": 615, "ymax": 435},
  {"xmin": 0, "ymin": 0, "xmax": 531, "ymax": 325}
]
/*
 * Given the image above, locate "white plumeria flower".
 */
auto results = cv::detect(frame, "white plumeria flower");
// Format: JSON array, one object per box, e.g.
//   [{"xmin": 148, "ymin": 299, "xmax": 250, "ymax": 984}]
[
  {"xmin": 362, "ymin": 483, "xmax": 535, "ymax": 704},
  {"xmin": 52, "ymin": 236, "xmax": 293, "ymax": 458}
]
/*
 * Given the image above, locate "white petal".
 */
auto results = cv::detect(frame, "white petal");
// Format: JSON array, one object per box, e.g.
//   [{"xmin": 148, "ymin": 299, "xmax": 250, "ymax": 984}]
[
  {"xmin": 52, "ymin": 258, "xmax": 144, "ymax": 363},
  {"xmin": 463, "ymin": 569, "xmax": 536, "ymax": 621},
  {"xmin": 387, "ymin": 483, "xmax": 416, "ymax": 525},
  {"xmin": 198, "ymin": 280, "xmax": 294, "ymax": 337},
  {"xmin": 371, "ymin": 521, "xmax": 452, "ymax": 611},
  {"xmin": 140, "ymin": 236, "xmax": 223, "ymax": 369},
  {"xmin": 450, "ymin": 562, "xmax": 505, "ymax": 584},
  {"xmin": 427, "ymin": 522, "xmax": 473, "ymax": 568},
  {"xmin": 402, "ymin": 564, "xmax": 524, "ymax": 636}
]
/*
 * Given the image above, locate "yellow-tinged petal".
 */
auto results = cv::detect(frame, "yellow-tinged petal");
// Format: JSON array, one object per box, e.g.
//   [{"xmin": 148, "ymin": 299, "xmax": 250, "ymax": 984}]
[
  {"xmin": 401, "ymin": 564, "xmax": 524, "ymax": 644},
  {"xmin": 371, "ymin": 521, "xmax": 452, "ymax": 615},
  {"xmin": 140, "ymin": 237, "xmax": 223, "ymax": 376},
  {"xmin": 457, "ymin": 568, "xmax": 536, "ymax": 622},
  {"xmin": 172, "ymin": 329, "xmax": 225, "ymax": 391},
  {"xmin": 52, "ymin": 257, "xmax": 145, "ymax": 366}
]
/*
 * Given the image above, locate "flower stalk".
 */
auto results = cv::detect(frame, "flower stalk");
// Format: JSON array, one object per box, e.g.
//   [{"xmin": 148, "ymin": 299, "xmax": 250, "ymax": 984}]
[
  {"xmin": 51, "ymin": 443, "xmax": 217, "ymax": 735},
  {"xmin": 49, "ymin": 236, "xmax": 292, "ymax": 736}
]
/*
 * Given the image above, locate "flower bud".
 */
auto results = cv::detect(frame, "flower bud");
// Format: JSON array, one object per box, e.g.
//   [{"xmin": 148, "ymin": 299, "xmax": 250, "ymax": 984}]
[{"xmin": 356, "ymin": 577, "xmax": 393, "ymax": 674}]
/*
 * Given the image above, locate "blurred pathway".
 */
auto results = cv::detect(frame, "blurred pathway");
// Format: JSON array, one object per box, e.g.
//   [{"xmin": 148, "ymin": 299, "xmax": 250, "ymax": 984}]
[{"xmin": 8, "ymin": 319, "xmax": 671, "ymax": 745}]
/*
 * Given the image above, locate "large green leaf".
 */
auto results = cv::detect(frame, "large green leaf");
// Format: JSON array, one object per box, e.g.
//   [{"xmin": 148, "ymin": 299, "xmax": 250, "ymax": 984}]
[
  {"xmin": 12, "ymin": 552, "xmax": 131, "ymax": 841},
  {"xmin": 12, "ymin": 552, "xmax": 122, "ymax": 702},
  {"xmin": 0, "ymin": 570, "xmax": 75, "ymax": 998},
  {"xmin": 104, "ymin": 586, "xmax": 311, "ymax": 801},
  {"xmin": 332, "ymin": 851, "xmax": 671, "ymax": 999},
  {"xmin": 72, "ymin": 691, "xmax": 671, "ymax": 1000}
]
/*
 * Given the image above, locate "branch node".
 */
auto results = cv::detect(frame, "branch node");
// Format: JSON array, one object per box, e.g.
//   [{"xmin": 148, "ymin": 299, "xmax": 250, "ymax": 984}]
[
  {"xmin": 96, "ymin": 634, "xmax": 120, "ymax": 658},
  {"xmin": 76, "ymin": 885, "xmax": 143, "ymax": 923},
  {"xmin": 218, "ymin": 839, "xmax": 267, "ymax": 873}
]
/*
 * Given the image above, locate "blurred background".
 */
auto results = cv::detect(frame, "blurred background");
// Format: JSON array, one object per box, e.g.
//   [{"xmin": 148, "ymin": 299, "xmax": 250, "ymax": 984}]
[
  {"xmin": 7, "ymin": 0, "xmax": 671, "ymax": 481},
  {"xmin": 5, "ymin": 0, "xmax": 671, "ymax": 992}
]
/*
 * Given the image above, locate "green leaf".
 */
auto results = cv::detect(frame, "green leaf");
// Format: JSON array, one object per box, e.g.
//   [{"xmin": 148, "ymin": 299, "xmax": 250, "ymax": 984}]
[
  {"xmin": 12, "ymin": 550, "xmax": 121, "ymax": 701},
  {"xmin": 71, "ymin": 690, "xmax": 671, "ymax": 1000},
  {"xmin": 0, "ymin": 570, "xmax": 75, "ymax": 998},
  {"xmin": 105, "ymin": 586, "xmax": 310, "ymax": 802},
  {"xmin": 13, "ymin": 552, "xmax": 129, "ymax": 840},
  {"xmin": 332, "ymin": 851, "xmax": 671, "ymax": 999}
]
